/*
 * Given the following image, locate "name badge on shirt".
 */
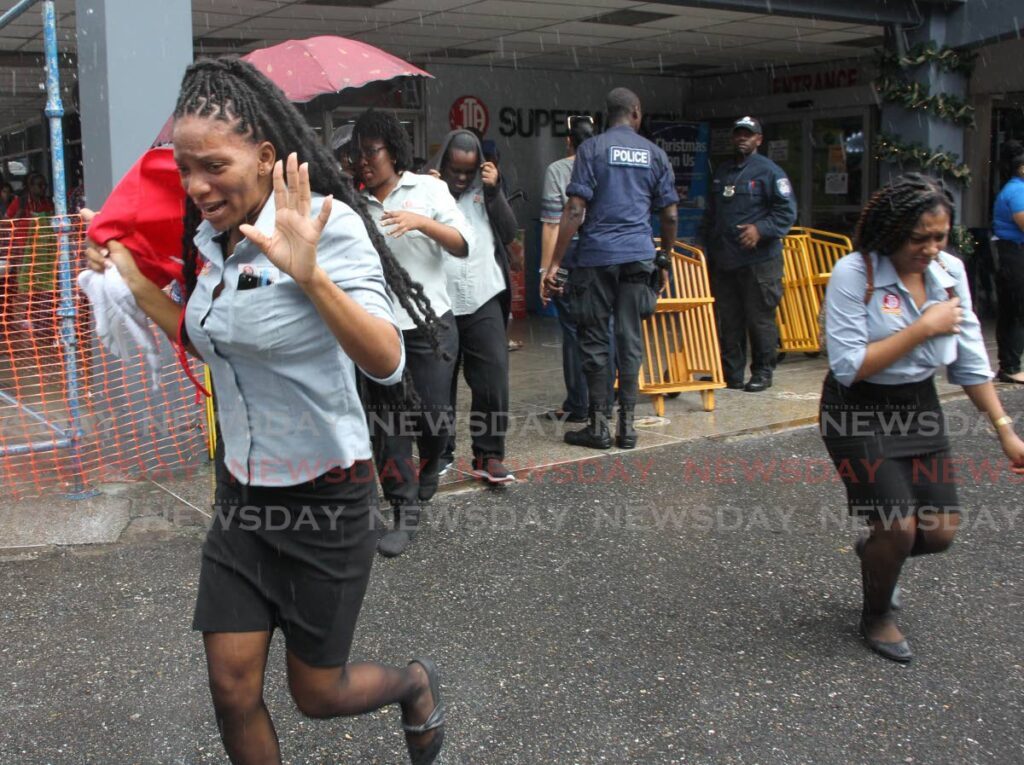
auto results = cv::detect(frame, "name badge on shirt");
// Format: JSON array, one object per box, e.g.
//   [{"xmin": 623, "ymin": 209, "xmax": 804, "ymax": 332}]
[
  {"xmin": 609, "ymin": 146, "xmax": 651, "ymax": 167},
  {"xmin": 881, "ymin": 293, "xmax": 902, "ymax": 316},
  {"xmin": 237, "ymin": 265, "xmax": 280, "ymax": 291}
]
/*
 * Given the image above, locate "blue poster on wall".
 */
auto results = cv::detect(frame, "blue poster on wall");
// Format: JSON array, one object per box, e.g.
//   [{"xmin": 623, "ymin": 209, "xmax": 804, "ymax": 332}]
[{"xmin": 650, "ymin": 121, "xmax": 711, "ymax": 244}]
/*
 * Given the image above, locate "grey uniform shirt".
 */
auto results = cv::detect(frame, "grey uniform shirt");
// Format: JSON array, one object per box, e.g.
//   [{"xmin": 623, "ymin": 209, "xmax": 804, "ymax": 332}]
[
  {"xmin": 540, "ymin": 156, "xmax": 580, "ymax": 267},
  {"xmin": 826, "ymin": 250, "xmax": 992, "ymax": 387},
  {"xmin": 185, "ymin": 193, "xmax": 404, "ymax": 487}
]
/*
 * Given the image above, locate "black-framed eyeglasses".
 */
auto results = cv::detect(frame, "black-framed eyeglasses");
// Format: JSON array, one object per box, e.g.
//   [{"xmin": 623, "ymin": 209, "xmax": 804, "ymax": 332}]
[{"xmin": 348, "ymin": 144, "xmax": 388, "ymax": 163}]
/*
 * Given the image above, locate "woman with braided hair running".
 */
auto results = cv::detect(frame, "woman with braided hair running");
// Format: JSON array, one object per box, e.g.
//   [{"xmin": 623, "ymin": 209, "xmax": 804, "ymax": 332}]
[
  {"xmin": 820, "ymin": 173, "xmax": 1024, "ymax": 663},
  {"xmin": 84, "ymin": 58, "xmax": 445, "ymax": 764}
]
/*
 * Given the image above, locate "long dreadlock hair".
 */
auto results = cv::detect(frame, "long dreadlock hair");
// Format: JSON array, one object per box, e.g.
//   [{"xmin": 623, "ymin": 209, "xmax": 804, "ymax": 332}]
[
  {"xmin": 173, "ymin": 58, "xmax": 452, "ymax": 409},
  {"xmin": 853, "ymin": 173, "xmax": 955, "ymax": 258},
  {"xmin": 173, "ymin": 57, "xmax": 448, "ymax": 363}
]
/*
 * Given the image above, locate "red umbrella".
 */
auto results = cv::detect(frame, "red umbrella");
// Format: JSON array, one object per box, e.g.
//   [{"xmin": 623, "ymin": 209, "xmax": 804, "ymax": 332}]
[
  {"xmin": 155, "ymin": 36, "xmax": 432, "ymax": 142},
  {"xmin": 245, "ymin": 36, "xmax": 432, "ymax": 103}
]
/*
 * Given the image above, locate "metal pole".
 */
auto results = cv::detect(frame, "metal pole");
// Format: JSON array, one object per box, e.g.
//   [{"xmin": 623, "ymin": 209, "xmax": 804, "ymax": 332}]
[
  {"xmin": 0, "ymin": 0, "xmax": 40, "ymax": 30},
  {"xmin": 42, "ymin": 0, "xmax": 92, "ymax": 498}
]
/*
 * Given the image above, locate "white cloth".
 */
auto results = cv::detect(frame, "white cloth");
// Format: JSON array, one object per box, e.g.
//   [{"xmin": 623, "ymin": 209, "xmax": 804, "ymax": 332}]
[{"xmin": 77, "ymin": 264, "xmax": 162, "ymax": 388}]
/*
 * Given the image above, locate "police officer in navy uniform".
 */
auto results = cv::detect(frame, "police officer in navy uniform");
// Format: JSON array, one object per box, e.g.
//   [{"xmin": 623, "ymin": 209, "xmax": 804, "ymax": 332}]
[
  {"xmin": 542, "ymin": 87, "xmax": 679, "ymax": 450},
  {"xmin": 700, "ymin": 116, "xmax": 798, "ymax": 392}
]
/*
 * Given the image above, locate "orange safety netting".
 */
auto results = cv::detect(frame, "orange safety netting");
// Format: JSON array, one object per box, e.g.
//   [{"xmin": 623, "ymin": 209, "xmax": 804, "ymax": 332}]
[{"xmin": 0, "ymin": 214, "xmax": 209, "ymax": 500}]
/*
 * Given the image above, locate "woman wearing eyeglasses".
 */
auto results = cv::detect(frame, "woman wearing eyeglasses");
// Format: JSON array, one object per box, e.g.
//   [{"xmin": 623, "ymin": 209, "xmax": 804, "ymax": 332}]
[{"xmin": 351, "ymin": 109, "xmax": 473, "ymax": 557}]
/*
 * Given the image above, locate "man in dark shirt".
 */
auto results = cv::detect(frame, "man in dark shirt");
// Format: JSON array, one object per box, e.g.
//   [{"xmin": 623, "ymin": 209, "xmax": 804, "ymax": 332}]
[
  {"xmin": 543, "ymin": 87, "xmax": 679, "ymax": 450},
  {"xmin": 700, "ymin": 116, "xmax": 798, "ymax": 392}
]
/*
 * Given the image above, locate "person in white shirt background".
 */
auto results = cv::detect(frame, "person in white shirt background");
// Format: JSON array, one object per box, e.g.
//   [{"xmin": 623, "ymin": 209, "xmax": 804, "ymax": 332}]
[{"xmin": 353, "ymin": 109, "xmax": 473, "ymax": 558}]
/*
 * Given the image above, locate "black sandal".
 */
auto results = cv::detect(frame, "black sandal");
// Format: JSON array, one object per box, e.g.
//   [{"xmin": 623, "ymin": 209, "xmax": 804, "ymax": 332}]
[{"xmin": 404, "ymin": 657, "xmax": 446, "ymax": 765}]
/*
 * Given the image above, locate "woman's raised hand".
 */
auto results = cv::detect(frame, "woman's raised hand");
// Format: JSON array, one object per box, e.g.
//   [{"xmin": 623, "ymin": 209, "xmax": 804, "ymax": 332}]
[
  {"xmin": 919, "ymin": 296, "xmax": 964, "ymax": 336},
  {"xmin": 240, "ymin": 153, "xmax": 332, "ymax": 287}
]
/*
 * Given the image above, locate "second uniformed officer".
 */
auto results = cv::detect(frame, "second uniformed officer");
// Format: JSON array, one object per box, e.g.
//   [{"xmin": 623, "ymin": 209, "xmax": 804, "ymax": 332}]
[
  {"xmin": 543, "ymin": 87, "xmax": 679, "ymax": 449},
  {"xmin": 700, "ymin": 116, "xmax": 798, "ymax": 392}
]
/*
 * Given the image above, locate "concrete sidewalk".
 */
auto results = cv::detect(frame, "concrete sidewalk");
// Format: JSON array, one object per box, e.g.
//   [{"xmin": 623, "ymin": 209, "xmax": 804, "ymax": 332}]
[{"xmin": 0, "ymin": 314, "xmax": 1009, "ymax": 553}]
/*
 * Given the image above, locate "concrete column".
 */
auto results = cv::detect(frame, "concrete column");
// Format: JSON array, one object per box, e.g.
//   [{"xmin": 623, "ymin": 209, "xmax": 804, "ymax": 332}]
[
  {"xmin": 879, "ymin": 11, "xmax": 967, "ymax": 210},
  {"xmin": 75, "ymin": 0, "xmax": 192, "ymax": 206}
]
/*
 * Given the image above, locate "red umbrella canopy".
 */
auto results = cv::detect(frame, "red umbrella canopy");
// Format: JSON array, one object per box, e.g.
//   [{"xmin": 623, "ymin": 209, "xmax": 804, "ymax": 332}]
[
  {"xmin": 154, "ymin": 36, "xmax": 432, "ymax": 143},
  {"xmin": 243, "ymin": 36, "xmax": 432, "ymax": 103}
]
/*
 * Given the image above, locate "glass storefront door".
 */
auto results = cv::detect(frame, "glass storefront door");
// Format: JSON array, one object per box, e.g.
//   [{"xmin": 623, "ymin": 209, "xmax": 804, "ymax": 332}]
[{"xmin": 809, "ymin": 114, "xmax": 867, "ymax": 235}]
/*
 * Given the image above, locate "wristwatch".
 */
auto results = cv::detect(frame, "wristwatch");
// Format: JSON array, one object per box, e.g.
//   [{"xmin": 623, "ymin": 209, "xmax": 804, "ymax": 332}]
[{"xmin": 654, "ymin": 250, "xmax": 671, "ymax": 270}]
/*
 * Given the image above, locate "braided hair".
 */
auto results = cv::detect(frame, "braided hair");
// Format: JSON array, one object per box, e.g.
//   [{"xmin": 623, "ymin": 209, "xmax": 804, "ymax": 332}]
[
  {"xmin": 173, "ymin": 57, "xmax": 447, "ymax": 363},
  {"xmin": 853, "ymin": 173, "xmax": 955, "ymax": 258}
]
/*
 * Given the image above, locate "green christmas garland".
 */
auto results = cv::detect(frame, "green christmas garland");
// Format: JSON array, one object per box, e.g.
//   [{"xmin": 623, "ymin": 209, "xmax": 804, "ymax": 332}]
[
  {"xmin": 873, "ymin": 43, "xmax": 974, "ymax": 188},
  {"xmin": 951, "ymin": 225, "xmax": 975, "ymax": 258},
  {"xmin": 880, "ymin": 43, "xmax": 977, "ymax": 76},
  {"xmin": 874, "ymin": 76, "xmax": 976, "ymax": 128},
  {"xmin": 874, "ymin": 133, "xmax": 972, "ymax": 185}
]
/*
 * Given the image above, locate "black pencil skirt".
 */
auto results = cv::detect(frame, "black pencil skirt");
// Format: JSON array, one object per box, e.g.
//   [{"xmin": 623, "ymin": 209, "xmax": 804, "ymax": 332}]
[
  {"xmin": 192, "ymin": 454, "xmax": 379, "ymax": 667},
  {"xmin": 819, "ymin": 372, "xmax": 960, "ymax": 519}
]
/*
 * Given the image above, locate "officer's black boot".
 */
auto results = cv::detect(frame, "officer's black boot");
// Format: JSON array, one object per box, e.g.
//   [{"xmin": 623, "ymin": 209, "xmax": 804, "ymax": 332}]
[
  {"xmin": 564, "ymin": 406, "xmax": 612, "ymax": 449},
  {"xmin": 377, "ymin": 504, "xmax": 421, "ymax": 558},
  {"xmin": 616, "ymin": 406, "xmax": 638, "ymax": 449}
]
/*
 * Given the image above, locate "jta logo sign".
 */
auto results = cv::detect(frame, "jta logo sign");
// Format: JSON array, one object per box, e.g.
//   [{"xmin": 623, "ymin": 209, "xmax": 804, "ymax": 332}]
[{"xmin": 449, "ymin": 95, "xmax": 489, "ymax": 135}]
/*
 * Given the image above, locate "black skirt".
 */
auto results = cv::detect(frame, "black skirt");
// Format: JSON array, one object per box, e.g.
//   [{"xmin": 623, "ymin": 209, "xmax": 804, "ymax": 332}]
[
  {"xmin": 192, "ymin": 455, "xmax": 379, "ymax": 667},
  {"xmin": 819, "ymin": 372, "xmax": 959, "ymax": 518}
]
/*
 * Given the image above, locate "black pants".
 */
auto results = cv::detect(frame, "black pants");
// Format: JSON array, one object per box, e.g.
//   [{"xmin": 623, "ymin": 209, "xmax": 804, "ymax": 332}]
[
  {"xmin": 995, "ymin": 240, "xmax": 1024, "ymax": 374},
  {"xmin": 368, "ymin": 315, "xmax": 458, "ymax": 507},
  {"xmin": 448, "ymin": 295, "xmax": 509, "ymax": 460},
  {"xmin": 710, "ymin": 258, "xmax": 783, "ymax": 385},
  {"xmin": 567, "ymin": 260, "xmax": 655, "ymax": 412}
]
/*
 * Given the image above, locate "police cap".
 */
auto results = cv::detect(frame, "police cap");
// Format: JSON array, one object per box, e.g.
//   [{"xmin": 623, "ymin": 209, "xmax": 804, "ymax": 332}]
[{"xmin": 732, "ymin": 116, "xmax": 762, "ymax": 134}]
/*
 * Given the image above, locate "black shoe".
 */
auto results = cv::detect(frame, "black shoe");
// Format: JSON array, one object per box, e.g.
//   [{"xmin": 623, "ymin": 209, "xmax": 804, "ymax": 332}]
[
  {"xmin": 471, "ymin": 456, "xmax": 516, "ymax": 484},
  {"xmin": 726, "ymin": 380, "xmax": 746, "ymax": 390},
  {"xmin": 615, "ymin": 407, "xmax": 637, "ymax": 449},
  {"xmin": 418, "ymin": 463, "xmax": 441, "ymax": 503},
  {"xmin": 744, "ymin": 375, "xmax": 772, "ymax": 392},
  {"xmin": 378, "ymin": 505, "xmax": 421, "ymax": 558},
  {"xmin": 404, "ymin": 657, "xmax": 446, "ymax": 764},
  {"xmin": 564, "ymin": 410, "xmax": 612, "ymax": 449},
  {"xmin": 854, "ymin": 536, "xmax": 902, "ymax": 610},
  {"xmin": 859, "ymin": 617, "xmax": 913, "ymax": 663},
  {"xmin": 543, "ymin": 409, "xmax": 588, "ymax": 423},
  {"xmin": 996, "ymin": 369, "xmax": 1024, "ymax": 384}
]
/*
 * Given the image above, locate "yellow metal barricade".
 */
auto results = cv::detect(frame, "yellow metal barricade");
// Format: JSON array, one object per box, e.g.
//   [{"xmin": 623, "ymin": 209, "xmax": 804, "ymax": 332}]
[
  {"xmin": 205, "ymin": 366, "xmax": 217, "ymax": 459},
  {"xmin": 791, "ymin": 226, "xmax": 853, "ymax": 309},
  {"xmin": 776, "ymin": 234, "xmax": 821, "ymax": 353},
  {"xmin": 639, "ymin": 242, "xmax": 725, "ymax": 415},
  {"xmin": 776, "ymin": 227, "xmax": 853, "ymax": 354}
]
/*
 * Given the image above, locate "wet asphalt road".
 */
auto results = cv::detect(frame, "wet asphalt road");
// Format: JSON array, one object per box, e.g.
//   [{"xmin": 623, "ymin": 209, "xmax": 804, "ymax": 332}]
[{"xmin": 2, "ymin": 391, "xmax": 1023, "ymax": 765}]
